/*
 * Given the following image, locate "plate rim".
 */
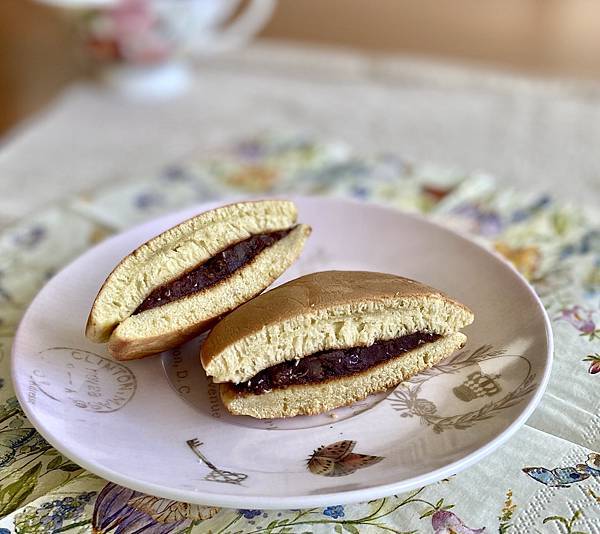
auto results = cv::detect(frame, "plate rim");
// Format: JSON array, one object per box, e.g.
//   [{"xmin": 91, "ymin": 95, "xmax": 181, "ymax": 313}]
[{"xmin": 11, "ymin": 194, "xmax": 554, "ymax": 509}]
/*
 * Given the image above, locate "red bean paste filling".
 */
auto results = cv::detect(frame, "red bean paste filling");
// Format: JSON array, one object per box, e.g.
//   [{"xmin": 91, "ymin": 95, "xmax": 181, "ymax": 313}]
[
  {"xmin": 232, "ymin": 332, "xmax": 442, "ymax": 395},
  {"xmin": 134, "ymin": 227, "xmax": 295, "ymax": 314}
]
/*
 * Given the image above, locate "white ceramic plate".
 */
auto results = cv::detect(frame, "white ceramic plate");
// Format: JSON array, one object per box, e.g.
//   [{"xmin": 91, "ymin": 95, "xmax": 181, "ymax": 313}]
[{"xmin": 12, "ymin": 196, "xmax": 552, "ymax": 509}]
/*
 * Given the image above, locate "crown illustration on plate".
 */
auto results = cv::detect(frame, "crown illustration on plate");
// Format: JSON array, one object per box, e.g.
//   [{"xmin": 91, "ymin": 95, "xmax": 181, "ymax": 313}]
[{"xmin": 453, "ymin": 371, "xmax": 501, "ymax": 402}]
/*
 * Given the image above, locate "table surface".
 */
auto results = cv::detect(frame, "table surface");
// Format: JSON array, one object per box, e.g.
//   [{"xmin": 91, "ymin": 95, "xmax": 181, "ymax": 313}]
[
  {"xmin": 1, "ymin": 42, "xmax": 600, "ymax": 228},
  {"xmin": 0, "ymin": 43, "xmax": 599, "ymax": 533}
]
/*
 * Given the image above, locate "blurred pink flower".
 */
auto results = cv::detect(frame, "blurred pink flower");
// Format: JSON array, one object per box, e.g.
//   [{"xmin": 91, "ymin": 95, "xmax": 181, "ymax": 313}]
[
  {"xmin": 110, "ymin": 0, "xmax": 155, "ymax": 33},
  {"xmin": 86, "ymin": 0, "xmax": 173, "ymax": 64},
  {"xmin": 112, "ymin": 0, "xmax": 171, "ymax": 63},
  {"xmin": 556, "ymin": 305, "xmax": 598, "ymax": 337},
  {"xmin": 431, "ymin": 510, "xmax": 485, "ymax": 534}
]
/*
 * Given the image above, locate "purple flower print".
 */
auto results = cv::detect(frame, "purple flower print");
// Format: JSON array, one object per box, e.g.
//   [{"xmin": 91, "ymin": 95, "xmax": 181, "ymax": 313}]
[
  {"xmin": 239, "ymin": 509, "xmax": 262, "ymax": 519},
  {"xmin": 235, "ymin": 140, "xmax": 265, "ymax": 161},
  {"xmin": 452, "ymin": 204, "xmax": 503, "ymax": 237},
  {"xmin": 510, "ymin": 195, "xmax": 552, "ymax": 223},
  {"xmin": 556, "ymin": 305, "xmax": 600, "ymax": 340},
  {"xmin": 161, "ymin": 165, "xmax": 188, "ymax": 182},
  {"xmin": 12, "ymin": 225, "xmax": 46, "ymax": 248},
  {"xmin": 93, "ymin": 483, "xmax": 182, "ymax": 533},
  {"xmin": 14, "ymin": 492, "xmax": 96, "ymax": 533},
  {"xmin": 133, "ymin": 191, "xmax": 163, "ymax": 210},
  {"xmin": 91, "ymin": 483, "xmax": 218, "ymax": 533},
  {"xmin": 431, "ymin": 510, "xmax": 485, "ymax": 533}
]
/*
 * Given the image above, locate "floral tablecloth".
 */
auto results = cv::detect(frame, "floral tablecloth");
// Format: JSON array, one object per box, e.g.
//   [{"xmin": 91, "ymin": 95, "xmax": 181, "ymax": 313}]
[{"xmin": 0, "ymin": 134, "xmax": 598, "ymax": 533}]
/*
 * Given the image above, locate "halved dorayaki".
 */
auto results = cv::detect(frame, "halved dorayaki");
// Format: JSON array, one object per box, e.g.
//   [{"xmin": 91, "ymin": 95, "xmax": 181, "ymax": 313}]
[
  {"xmin": 201, "ymin": 271, "xmax": 474, "ymax": 418},
  {"xmin": 86, "ymin": 200, "xmax": 311, "ymax": 360}
]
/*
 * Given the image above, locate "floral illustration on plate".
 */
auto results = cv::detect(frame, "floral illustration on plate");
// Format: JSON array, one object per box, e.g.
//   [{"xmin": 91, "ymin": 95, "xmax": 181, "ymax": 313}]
[
  {"xmin": 307, "ymin": 440, "xmax": 384, "ymax": 477},
  {"xmin": 452, "ymin": 370, "xmax": 502, "ymax": 402},
  {"xmin": 388, "ymin": 345, "xmax": 537, "ymax": 433},
  {"xmin": 523, "ymin": 453, "xmax": 600, "ymax": 487}
]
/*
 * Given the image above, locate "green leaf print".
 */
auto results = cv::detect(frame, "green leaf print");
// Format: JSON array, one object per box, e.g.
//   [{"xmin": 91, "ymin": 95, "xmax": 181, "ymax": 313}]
[
  {"xmin": 59, "ymin": 463, "xmax": 81, "ymax": 472},
  {"xmin": 46, "ymin": 456, "xmax": 63, "ymax": 470},
  {"xmin": 0, "ymin": 397, "xmax": 21, "ymax": 425},
  {"xmin": 8, "ymin": 417, "xmax": 24, "ymax": 429},
  {"xmin": 543, "ymin": 511, "xmax": 588, "ymax": 534},
  {"xmin": 0, "ymin": 462, "xmax": 42, "ymax": 515}
]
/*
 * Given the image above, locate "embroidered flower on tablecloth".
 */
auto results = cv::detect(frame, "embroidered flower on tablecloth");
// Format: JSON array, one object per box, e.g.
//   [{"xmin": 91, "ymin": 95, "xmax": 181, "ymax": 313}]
[
  {"xmin": 12, "ymin": 225, "xmax": 46, "ymax": 249},
  {"xmin": 422, "ymin": 184, "xmax": 454, "ymax": 204},
  {"xmin": 583, "ymin": 260, "xmax": 600, "ymax": 298},
  {"xmin": 226, "ymin": 165, "xmax": 279, "ymax": 192},
  {"xmin": 431, "ymin": 509, "xmax": 485, "ymax": 533},
  {"xmin": 451, "ymin": 203, "xmax": 503, "ymax": 237},
  {"xmin": 160, "ymin": 165, "xmax": 188, "ymax": 182},
  {"xmin": 510, "ymin": 195, "xmax": 552, "ymax": 223},
  {"xmin": 234, "ymin": 139, "xmax": 265, "ymax": 161},
  {"xmin": 323, "ymin": 505, "xmax": 345, "ymax": 518},
  {"xmin": 555, "ymin": 306, "xmax": 600, "ymax": 371},
  {"xmin": 498, "ymin": 489, "xmax": 516, "ymax": 534},
  {"xmin": 92, "ymin": 482, "xmax": 218, "ymax": 533},
  {"xmin": 556, "ymin": 305, "xmax": 600, "ymax": 340},
  {"xmin": 494, "ymin": 243, "xmax": 540, "ymax": 281},
  {"xmin": 133, "ymin": 191, "xmax": 163, "ymax": 210},
  {"xmin": 14, "ymin": 492, "xmax": 96, "ymax": 534},
  {"xmin": 583, "ymin": 353, "xmax": 600, "ymax": 374},
  {"xmin": 239, "ymin": 509, "xmax": 262, "ymax": 519}
]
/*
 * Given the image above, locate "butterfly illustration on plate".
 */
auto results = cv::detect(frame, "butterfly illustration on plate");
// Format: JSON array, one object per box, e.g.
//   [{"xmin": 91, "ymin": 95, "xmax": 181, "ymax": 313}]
[
  {"xmin": 523, "ymin": 453, "xmax": 600, "ymax": 487},
  {"xmin": 307, "ymin": 440, "xmax": 384, "ymax": 477}
]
